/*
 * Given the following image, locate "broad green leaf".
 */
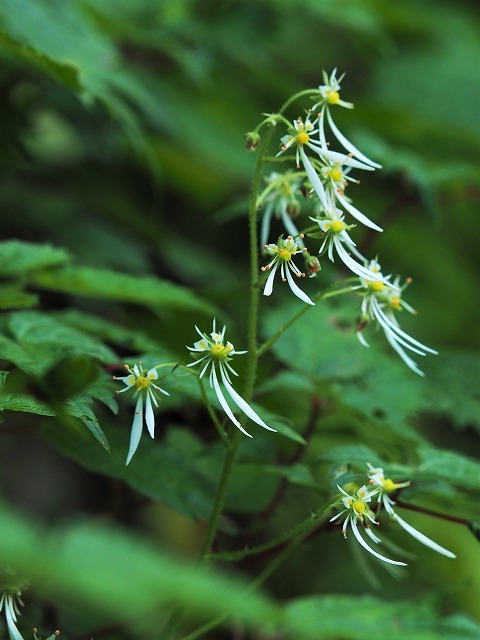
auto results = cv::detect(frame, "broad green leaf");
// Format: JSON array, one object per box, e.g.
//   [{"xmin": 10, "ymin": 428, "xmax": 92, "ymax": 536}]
[
  {"xmin": 414, "ymin": 446, "xmax": 480, "ymax": 491},
  {"xmin": 65, "ymin": 400, "xmax": 110, "ymax": 451},
  {"xmin": 0, "ymin": 393, "xmax": 55, "ymax": 416},
  {"xmin": 30, "ymin": 265, "xmax": 215, "ymax": 314},
  {"xmin": 2, "ymin": 311, "xmax": 116, "ymax": 375},
  {"xmin": 0, "ymin": 284, "xmax": 38, "ymax": 310},
  {"xmin": 421, "ymin": 349, "xmax": 480, "ymax": 432},
  {"xmin": 285, "ymin": 594, "xmax": 480, "ymax": 640},
  {"xmin": 0, "ymin": 240, "xmax": 70, "ymax": 276},
  {"xmin": 238, "ymin": 462, "xmax": 318, "ymax": 489},
  {"xmin": 45, "ymin": 424, "xmax": 217, "ymax": 520},
  {"xmin": 0, "ymin": 505, "xmax": 280, "ymax": 630}
]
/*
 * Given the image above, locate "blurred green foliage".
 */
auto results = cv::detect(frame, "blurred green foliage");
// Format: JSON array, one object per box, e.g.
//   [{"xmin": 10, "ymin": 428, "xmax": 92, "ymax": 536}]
[{"xmin": 0, "ymin": 0, "xmax": 479, "ymax": 638}]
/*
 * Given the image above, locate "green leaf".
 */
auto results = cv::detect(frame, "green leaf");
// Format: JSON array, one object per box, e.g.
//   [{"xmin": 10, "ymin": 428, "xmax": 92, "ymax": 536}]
[
  {"xmin": 0, "ymin": 505, "xmax": 280, "ymax": 631},
  {"xmin": 65, "ymin": 400, "xmax": 110, "ymax": 451},
  {"xmin": 45, "ymin": 424, "xmax": 217, "ymax": 520},
  {"xmin": 0, "ymin": 393, "xmax": 55, "ymax": 416},
  {"xmin": 413, "ymin": 446, "xmax": 480, "ymax": 491},
  {"xmin": 285, "ymin": 594, "xmax": 480, "ymax": 640},
  {"xmin": 421, "ymin": 349, "xmax": 480, "ymax": 432},
  {"xmin": 30, "ymin": 265, "xmax": 215, "ymax": 314},
  {"xmin": 0, "ymin": 240, "xmax": 70, "ymax": 276},
  {"xmin": 0, "ymin": 284, "xmax": 38, "ymax": 310},
  {"xmin": 2, "ymin": 311, "xmax": 116, "ymax": 375}
]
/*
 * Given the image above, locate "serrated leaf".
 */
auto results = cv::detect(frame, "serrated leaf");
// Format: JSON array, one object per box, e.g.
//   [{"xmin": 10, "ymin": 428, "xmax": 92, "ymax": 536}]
[
  {"xmin": 0, "ymin": 240, "xmax": 70, "ymax": 276},
  {"xmin": 65, "ymin": 400, "xmax": 109, "ymax": 451},
  {"xmin": 421, "ymin": 349, "xmax": 480, "ymax": 432},
  {"xmin": 45, "ymin": 424, "xmax": 216, "ymax": 520},
  {"xmin": 414, "ymin": 446, "xmax": 480, "ymax": 491},
  {"xmin": 0, "ymin": 394, "xmax": 55, "ymax": 416},
  {"xmin": 30, "ymin": 265, "xmax": 215, "ymax": 314}
]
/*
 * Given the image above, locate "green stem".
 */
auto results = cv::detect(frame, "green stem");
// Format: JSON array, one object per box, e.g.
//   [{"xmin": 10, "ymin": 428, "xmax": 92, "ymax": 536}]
[
  {"xmin": 198, "ymin": 128, "xmax": 274, "ymax": 561},
  {"xmin": 257, "ymin": 283, "xmax": 356, "ymax": 357}
]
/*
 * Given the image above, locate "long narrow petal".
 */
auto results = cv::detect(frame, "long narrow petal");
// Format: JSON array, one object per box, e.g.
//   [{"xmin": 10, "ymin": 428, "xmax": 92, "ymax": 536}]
[
  {"xmin": 326, "ymin": 109, "xmax": 382, "ymax": 168},
  {"xmin": 263, "ymin": 261, "xmax": 279, "ymax": 296},
  {"xmin": 336, "ymin": 191, "xmax": 383, "ymax": 232},
  {"xmin": 335, "ymin": 237, "xmax": 382, "ymax": 280},
  {"xmin": 351, "ymin": 518, "xmax": 407, "ymax": 566},
  {"xmin": 219, "ymin": 365, "xmax": 276, "ymax": 432},
  {"xmin": 145, "ymin": 393, "xmax": 155, "ymax": 439},
  {"xmin": 372, "ymin": 299, "xmax": 437, "ymax": 354},
  {"xmin": 280, "ymin": 205, "xmax": 303, "ymax": 243},
  {"xmin": 5, "ymin": 601, "xmax": 24, "ymax": 640},
  {"xmin": 285, "ymin": 264, "xmax": 315, "ymax": 305},
  {"xmin": 390, "ymin": 512, "xmax": 456, "ymax": 558},
  {"xmin": 299, "ymin": 147, "xmax": 328, "ymax": 211},
  {"xmin": 126, "ymin": 395, "xmax": 143, "ymax": 465},
  {"xmin": 211, "ymin": 367, "xmax": 253, "ymax": 437}
]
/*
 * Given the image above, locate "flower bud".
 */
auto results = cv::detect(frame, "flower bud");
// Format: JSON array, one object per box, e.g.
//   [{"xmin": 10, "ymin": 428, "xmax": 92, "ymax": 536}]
[
  {"xmin": 304, "ymin": 253, "xmax": 321, "ymax": 277},
  {"xmin": 244, "ymin": 131, "xmax": 260, "ymax": 151}
]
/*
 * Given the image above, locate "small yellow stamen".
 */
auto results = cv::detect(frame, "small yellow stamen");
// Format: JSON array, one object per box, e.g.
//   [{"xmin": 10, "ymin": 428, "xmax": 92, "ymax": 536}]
[
  {"xmin": 330, "ymin": 220, "xmax": 346, "ymax": 233},
  {"xmin": 296, "ymin": 132, "xmax": 310, "ymax": 145},
  {"xmin": 370, "ymin": 281, "xmax": 385, "ymax": 292},
  {"xmin": 353, "ymin": 500, "xmax": 366, "ymax": 514},
  {"xmin": 327, "ymin": 91, "xmax": 340, "ymax": 105},
  {"xmin": 390, "ymin": 296, "xmax": 401, "ymax": 310},
  {"xmin": 135, "ymin": 376, "xmax": 150, "ymax": 389},
  {"xmin": 330, "ymin": 168, "xmax": 343, "ymax": 182},
  {"xmin": 211, "ymin": 343, "xmax": 228, "ymax": 359},
  {"xmin": 278, "ymin": 248, "xmax": 292, "ymax": 261},
  {"xmin": 383, "ymin": 479, "xmax": 397, "ymax": 493}
]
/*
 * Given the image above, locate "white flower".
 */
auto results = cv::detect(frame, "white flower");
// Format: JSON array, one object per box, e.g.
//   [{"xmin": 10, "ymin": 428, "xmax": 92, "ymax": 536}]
[
  {"xmin": 0, "ymin": 588, "xmax": 25, "ymax": 640},
  {"xmin": 257, "ymin": 172, "xmax": 304, "ymax": 248},
  {"xmin": 309, "ymin": 209, "xmax": 383, "ymax": 281},
  {"xmin": 330, "ymin": 484, "xmax": 407, "ymax": 566},
  {"xmin": 356, "ymin": 261, "xmax": 438, "ymax": 376},
  {"xmin": 311, "ymin": 69, "xmax": 381, "ymax": 169},
  {"xmin": 261, "ymin": 235, "xmax": 315, "ymax": 306},
  {"xmin": 277, "ymin": 116, "xmax": 373, "ymax": 214},
  {"xmin": 114, "ymin": 362, "xmax": 170, "ymax": 465},
  {"xmin": 367, "ymin": 464, "xmax": 456, "ymax": 559},
  {"xmin": 186, "ymin": 321, "xmax": 276, "ymax": 437}
]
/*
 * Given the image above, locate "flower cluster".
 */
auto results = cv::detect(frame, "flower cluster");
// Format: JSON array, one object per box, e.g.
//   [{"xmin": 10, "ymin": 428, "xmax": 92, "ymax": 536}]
[
  {"xmin": 114, "ymin": 363, "xmax": 170, "ymax": 465},
  {"xmin": 354, "ymin": 259, "xmax": 438, "ymax": 375},
  {"xmin": 330, "ymin": 464, "xmax": 456, "ymax": 565},
  {"xmin": 256, "ymin": 68, "xmax": 437, "ymax": 374},
  {"xmin": 187, "ymin": 321, "xmax": 275, "ymax": 437}
]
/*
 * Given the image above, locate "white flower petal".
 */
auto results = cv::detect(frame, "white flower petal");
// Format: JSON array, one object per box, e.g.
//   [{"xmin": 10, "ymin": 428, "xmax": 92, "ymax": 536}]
[
  {"xmin": 326, "ymin": 109, "xmax": 382, "ymax": 168},
  {"xmin": 219, "ymin": 364, "xmax": 276, "ymax": 432},
  {"xmin": 5, "ymin": 600, "xmax": 24, "ymax": 640},
  {"xmin": 285, "ymin": 265, "xmax": 315, "ymax": 305},
  {"xmin": 334, "ymin": 237, "xmax": 382, "ymax": 280},
  {"xmin": 263, "ymin": 261, "xmax": 279, "ymax": 297},
  {"xmin": 211, "ymin": 367, "xmax": 252, "ymax": 437},
  {"xmin": 351, "ymin": 518, "xmax": 407, "ymax": 566},
  {"xmin": 145, "ymin": 394, "xmax": 155, "ymax": 438},
  {"xmin": 391, "ymin": 513, "xmax": 456, "ymax": 559},
  {"xmin": 126, "ymin": 395, "xmax": 143, "ymax": 465},
  {"xmin": 299, "ymin": 146, "xmax": 328, "ymax": 211},
  {"xmin": 336, "ymin": 191, "xmax": 383, "ymax": 232}
]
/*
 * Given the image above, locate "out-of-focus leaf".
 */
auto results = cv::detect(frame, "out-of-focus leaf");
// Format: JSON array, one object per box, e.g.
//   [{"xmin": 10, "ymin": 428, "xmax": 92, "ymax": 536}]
[
  {"xmin": 413, "ymin": 446, "xmax": 480, "ymax": 491},
  {"xmin": 30, "ymin": 265, "xmax": 215, "ymax": 314},
  {"xmin": 0, "ymin": 394, "xmax": 55, "ymax": 416},
  {"xmin": 65, "ymin": 399, "xmax": 109, "ymax": 451},
  {"xmin": 285, "ymin": 594, "xmax": 480, "ymax": 640},
  {"xmin": 0, "ymin": 240, "xmax": 70, "ymax": 276},
  {"xmin": 0, "ymin": 284, "xmax": 38, "ymax": 309},
  {"xmin": 0, "ymin": 505, "xmax": 280, "ymax": 629}
]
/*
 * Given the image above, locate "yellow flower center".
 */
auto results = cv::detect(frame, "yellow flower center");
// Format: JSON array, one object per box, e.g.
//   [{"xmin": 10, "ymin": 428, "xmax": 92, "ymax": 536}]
[
  {"xmin": 383, "ymin": 479, "xmax": 397, "ymax": 493},
  {"xmin": 327, "ymin": 91, "xmax": 340, "ymax": 105},
  {"xmin": 369, "ymin": 281, "xmax": 384, "ymax": 292},
  {"xmin": 278, "ymin": 248, "xmax": 292, "ymax": 261},
  {"xmin": 134, "ymin": 376, "xmax": 150, "ymax": 389},
  {"xmin": 296, "ymin": 132, "xmax": 310, "ymax": 145},
  {"xmin": 330, "ymin": 220, "xmax": 346, "ymax": 233},
  {"xmin": 211, "ymin": 343, "xmax": 229, "ymax": 359},
  {"xmin": 390, "ymin": 296, "xmax": 401, "ymax": 309},
  {"xmin": 353, "ymin": 500, "xmax": 366, "ymax": 514},
  {"xmin": 330, "ymin": 168, "xmax": 343, "ymax": 182}
]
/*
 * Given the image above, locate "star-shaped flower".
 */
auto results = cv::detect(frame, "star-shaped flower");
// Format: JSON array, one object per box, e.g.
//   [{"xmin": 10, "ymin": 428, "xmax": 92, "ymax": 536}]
[
  {"xmin": 366, "ymin": 464, "xmax": 456, "ymax": 558},
  {"xmin": 187, "ymin": 321, "xmax": 276, "ymax": 437},
  {"xmin": 355, "ymin": 260, "xmax": 437, "ymax": 375},
  {"xmin": 114, "ymin": 362, "xmax": 170, "ymax": 464},
  {"xmin": 262, "ymin": 235, "xmax": 315, "ymax": 305},
  {"xmin": 330, "ymin": 484, "xmax": 407, "ymax": 566}
]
